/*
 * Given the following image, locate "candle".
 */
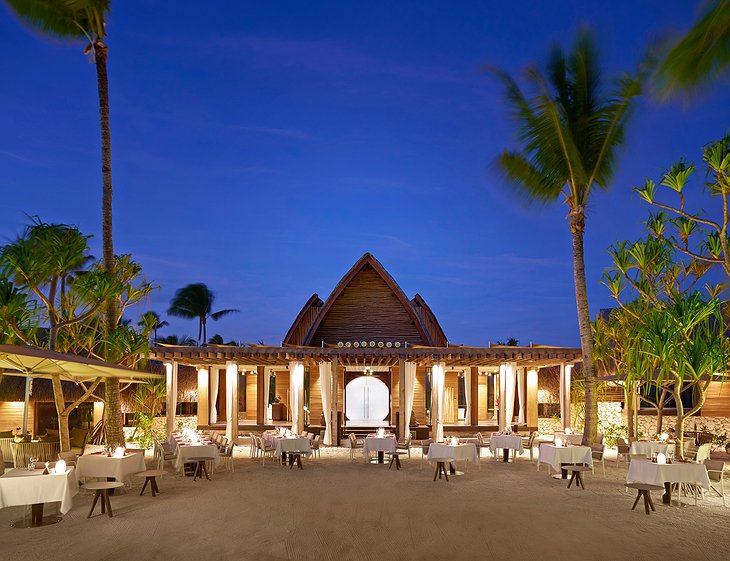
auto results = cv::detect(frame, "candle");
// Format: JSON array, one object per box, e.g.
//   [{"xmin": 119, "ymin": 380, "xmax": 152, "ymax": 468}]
[
  {"xmin": 565, "ymin": 428, "xmax": 571, "ymax": 435},
  {"xmin": 113, "ymin": 446, "xmax": 125, "ymax": 458},
  {"xmin": 54, "ymin": 459, "xmax": 66, "ymax": 474},
  {"xmin": 656, "ymin": 453, "xmax": 667, "ymax": 464},
  {"xmin": 555, "ymin": 436, "xmax": 563, "ymax": 447}
]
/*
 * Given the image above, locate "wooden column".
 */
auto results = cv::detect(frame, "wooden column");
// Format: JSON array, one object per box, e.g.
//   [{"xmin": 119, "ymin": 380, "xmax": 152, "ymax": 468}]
[
  {"xmin": 197, "ymin": 367, "xmax": 209, "ymax": 428},
  {"xmin": 256, "ymin": 365, "xmax": 265, "ymax": 424},
  {"xmin": 526, "ymin": 368, "xmax": 538, "ymax": 430},
  {"xmin": 470, "ymin": 367, "xmax": 479, "ymax": 426}
]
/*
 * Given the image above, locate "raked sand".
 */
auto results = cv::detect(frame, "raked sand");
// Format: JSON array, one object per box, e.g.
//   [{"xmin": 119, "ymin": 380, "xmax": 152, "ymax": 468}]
[{"xmin": 2, "ymin": 445, "xmax": 729, "ymax": 561}]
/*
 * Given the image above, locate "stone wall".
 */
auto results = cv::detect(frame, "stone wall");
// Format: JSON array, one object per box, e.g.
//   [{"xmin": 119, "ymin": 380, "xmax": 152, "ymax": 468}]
[
  {"xmin": 636, "ymin": 415, "xmax": 730, "ymax": 438},
  {"xmin": 123, "ymin": 415, "xmax": 198, "ymax": 442},
  {"xmin": 537, "ymin": 417, "xmax": 561, "ymax": 435}
]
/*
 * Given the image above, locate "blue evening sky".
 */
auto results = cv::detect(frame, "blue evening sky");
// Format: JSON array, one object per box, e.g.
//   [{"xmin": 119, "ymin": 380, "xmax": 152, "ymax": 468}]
[{"xmin": 1, "ymin": 1, "xmax": 728, "ymax": 347}]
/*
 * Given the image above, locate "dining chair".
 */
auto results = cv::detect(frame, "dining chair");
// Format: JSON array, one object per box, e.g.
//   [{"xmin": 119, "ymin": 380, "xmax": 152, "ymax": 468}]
[
  {"xmin": 311, "ymin": 435, "xmax": 321, "ymax": 460},
  {"xmin": 396, "ymin": 434, "xmax": 411, "ymax": 458},
  {"xmin": 591, "ymin": 444, "xmax": 606, "ymax": 478},
  {"xmin": 616, "ymin": 438, "xmax": 630, "ymax": 466},
  {"xmin": 704, "ymin": 459, "xmax": 726, "ymax": 506},
  {"xmin": 522, "ymin": 433, "xmax": 537, "ymax": 461},
  {"xmin": 58, "ymin": 450, "xmax": 78, "ymax": 468},
  {"xmin": 348, "ymin": 434, "xmax": 364, "ymax": 460}
]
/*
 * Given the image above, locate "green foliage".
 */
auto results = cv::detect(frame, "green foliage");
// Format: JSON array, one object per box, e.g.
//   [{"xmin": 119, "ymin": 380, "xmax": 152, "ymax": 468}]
[
  {"xmin": 602, "ymin": 423, "xmax": 627, "ymax": 448},
  {"xmin": 6, "ymin": 0, "xmax": 110, "ymax": 43},
  {"xmin": 167, "ymin": 283, "xmax": 238, "ymax": 345}
]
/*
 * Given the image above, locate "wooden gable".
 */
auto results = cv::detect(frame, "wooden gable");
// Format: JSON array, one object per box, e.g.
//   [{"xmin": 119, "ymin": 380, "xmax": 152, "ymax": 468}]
[{"xmin": 302, "ymin": 253, "xmax": 435, "ymax": 347}]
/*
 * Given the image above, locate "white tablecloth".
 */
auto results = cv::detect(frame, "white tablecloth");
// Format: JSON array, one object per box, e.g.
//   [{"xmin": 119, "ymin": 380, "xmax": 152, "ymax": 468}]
[
  {"xmin": 363, "ymin": 436, "xmax": 396, "ymax": 458},
  {"xmin": 428, "ymin": 443, "xmax": 479, "ymax": 463},
  {"xmin": 77, "ymin": 453, "xmax": 146, "ymax": 482},
  {"xmin": 629, "ymin": 441, "xmax": 672, "ymax": 458},
  {"xmin": 538, "ymin": 444, "xmax": 592, "ymax": 471},
  {"xmin": 626, "ymin": 459, "xmax": 710, "ymax": 490},
  {"xmin": 0, "ymin": 467, "xmax": 78, "ymax": 514},
  {"xmin": 170, "ymin": 441, "xmax": 220, "ymax": 472},
  {"xmin": 490, "ymin": 435, "xmax": 524, "ymax": 454},
  {"xmin": 275, "ymin": 438, "xmax": 311, "ymax": 455}
]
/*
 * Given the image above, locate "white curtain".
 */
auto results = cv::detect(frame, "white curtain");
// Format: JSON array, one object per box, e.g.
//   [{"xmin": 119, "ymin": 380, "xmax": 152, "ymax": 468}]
[
  {"xmin": 517, "ymin": 367, "xmax": 525, "ymax": 424},
  {"xmin": 289, "ymin": 361, "xmax": 305, "ymax": 434},
  {"xmin": 165, "ymin": 362, "xmax": 178, "ymax": 439},
  {"xmin": 503, "ymin": 363, "xmax": 516, "ymax": 430},
  {"xmin": 403, "ymin": 361, "xmax": 416, "ymax": 439},
  {"xmin": 464, "ymin": 368, "xmax": 471, "ymax": 425},
  {"xmin": 431, "ymin": 362, "xmax": 445, "ymax": 442},
  {"xmin": 209, "ymin": 366, "xmax": 219, "ymax": 424},
  {"xmin": 225, "ymin": 361, "xmax": 239, "ymax": 444},
  {"xmin": 263, "ymin": 367, "xmax": 271, "ymax": 424}
]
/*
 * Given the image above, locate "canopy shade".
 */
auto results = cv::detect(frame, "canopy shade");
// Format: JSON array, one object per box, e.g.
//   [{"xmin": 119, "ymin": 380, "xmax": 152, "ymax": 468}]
[{"xmin": 0, "ymin": 344, "xmax": 163, "ymax": 383}]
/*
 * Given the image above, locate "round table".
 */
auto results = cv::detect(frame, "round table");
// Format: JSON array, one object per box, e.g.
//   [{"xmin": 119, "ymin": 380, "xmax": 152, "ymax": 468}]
[{"xmin": 83, "ymin": 481, "xmax": 124, "ymax": 518}]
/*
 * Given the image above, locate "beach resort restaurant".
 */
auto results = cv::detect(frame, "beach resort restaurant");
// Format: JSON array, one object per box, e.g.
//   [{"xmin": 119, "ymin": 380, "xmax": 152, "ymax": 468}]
[{"xmin": 150, "ymin": 253, "xmax": 582, "ymax": 445}]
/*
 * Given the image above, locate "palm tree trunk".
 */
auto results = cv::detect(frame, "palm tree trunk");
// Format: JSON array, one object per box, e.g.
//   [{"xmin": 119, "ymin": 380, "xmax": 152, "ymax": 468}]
[
  {"xmin": 95, "ymin": 41, "xmax": 124, "ymax": 448},
  {"xmin": 570, "ymin": 210, "xmax": 598, "ymax": 446}
]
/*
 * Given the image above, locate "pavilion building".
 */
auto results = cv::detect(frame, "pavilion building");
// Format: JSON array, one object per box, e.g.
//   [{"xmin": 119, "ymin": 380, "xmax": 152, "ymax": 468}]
[{"xmin": 150, "ymin": 253, "xmax": 582, "ymax": 445}]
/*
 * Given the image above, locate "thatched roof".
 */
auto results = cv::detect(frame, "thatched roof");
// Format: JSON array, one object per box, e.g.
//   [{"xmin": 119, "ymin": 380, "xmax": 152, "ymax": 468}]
[{"xmin": 0, "ymin": 375, "xmax": 103, "ymax": 402}]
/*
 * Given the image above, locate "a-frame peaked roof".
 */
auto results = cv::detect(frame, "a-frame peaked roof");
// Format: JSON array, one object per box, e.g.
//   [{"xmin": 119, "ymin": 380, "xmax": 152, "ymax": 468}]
[{"xmin": 284, "ymin": 253, "xmax": 444, "ymax": 347}]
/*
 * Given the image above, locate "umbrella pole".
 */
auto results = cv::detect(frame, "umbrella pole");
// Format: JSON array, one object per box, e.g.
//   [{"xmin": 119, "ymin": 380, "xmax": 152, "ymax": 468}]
[{"xmin": 22, "ymin": 376, "xmax": 32, "ymax": 435}]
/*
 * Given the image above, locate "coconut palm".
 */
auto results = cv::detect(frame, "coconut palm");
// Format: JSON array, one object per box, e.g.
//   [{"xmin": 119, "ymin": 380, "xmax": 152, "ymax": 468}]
[
  {"xmin": 137, "ymin": 311, "xmax": 169, "ymax": 345},
  {"xmin": 5, "ymin": 0, "xmax": 124, "ymax": 446},
  {"xmin": 167, "ymin": 283, "xmax": 239, "ymax": 346},
  {"xmin": 654, "ymin": 0, "xmax": 730, "ymax": 98},
  {"xmin": 492, "ymin": 29, "xmax": 642, "ymax": 445}
]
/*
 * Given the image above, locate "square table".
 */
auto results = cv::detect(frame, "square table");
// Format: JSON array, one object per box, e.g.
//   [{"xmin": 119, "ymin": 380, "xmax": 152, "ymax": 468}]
[
  {"xmin": 275, "ymin": 437, "xmax": 311, "ymax": 465},
  {"xmin": 77, "ymin": 452, "xmax": 146, "ymax": 482},
  {"xmin": 629, "ymin": 441, "xmax": 673, "ymax": 458},
  {"xmin": 170, "ymin": 439, "xmax": 220, "ymax": 473},
  {"xmin": 626, "ymin": 459, "xmax": 710, "ymax": 504},
  {"xmin": 0, "ymin": 466, "xmax": 78, "ymax": 527},
  {"xmin": 428, "ymin": 443, "xmax": 479, "ymax": 474},
  {"xmin": 363, "ymin": 436, "xmax": 397, "ymax": 464},
  {"xmin": 489, "ymin": 435, "xmax": 524, "ymax": 462},
  {"xmin": 538, "ymin": 444, "xmax": 592, "ymax": 478}
]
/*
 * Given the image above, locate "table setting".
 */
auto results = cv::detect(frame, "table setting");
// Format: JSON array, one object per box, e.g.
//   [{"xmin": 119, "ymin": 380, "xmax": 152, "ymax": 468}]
[
  {"xmin": 170, "ymin": 430, "xmax": 220, "ymax": 472},
  {"xmin": 626, "ymin": 455, "xmax": 710, "ymax": 505},
  {"xmin": 489, "ymin": 431, "xmax": 524, "ymax": 462},
  {"xmin": 537, "ymin": 441, "xmax": 592, "ymax": 478},
  {"xmin": 363, "ymin": 428, "xmax": 396, "ymax": 464},
  {"xmin": 77, "ymin": 446, "xmax": 146, "ymax": 482},
  {"xmin": 428, "ymin": 437, "xmax": 479, "ymax": 474},
  {"xmin": 0, "ymin": 459, "xmax": 77, "ymax": 527}
]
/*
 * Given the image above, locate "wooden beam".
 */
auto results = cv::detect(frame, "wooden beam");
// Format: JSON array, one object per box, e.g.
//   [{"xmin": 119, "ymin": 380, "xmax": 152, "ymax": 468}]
[{"xmin": 256, "ymin": 365, "xmax": 265, "ymax": 424}]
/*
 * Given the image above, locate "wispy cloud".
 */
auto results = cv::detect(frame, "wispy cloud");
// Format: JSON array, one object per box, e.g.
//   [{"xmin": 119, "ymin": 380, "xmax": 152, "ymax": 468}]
[
  {"xmin": 202, "ymin": 35, "xmax": 469, "ymax": 83},
  {"xmin": 0, "ymin": 148, "xmax": 32, "ymax": 163}
]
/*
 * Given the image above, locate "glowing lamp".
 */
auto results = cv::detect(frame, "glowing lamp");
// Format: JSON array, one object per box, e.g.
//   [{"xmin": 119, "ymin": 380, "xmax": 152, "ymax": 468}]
[
  {"xmin": 113, "ymin": 446, "xmax": 125, "ymax": 458},
  {"xmin": 565, "ymin": 428, "xmax": 571, "ymax": 435},
  {"xmin": 450, "ymin": 436, "xmax": 459, "ymax": 446},
  {"xmin": 659, "ymin": 433, "xmax": 669, "ymax": 442},
  {"xmin": 555, "ymin": 437, "xmax": 563, "ymax": 447},
  {"xmin": 656, "ymin": 453, "xmax": 667, "ymax": 465},
  {"xmin": 54, "ymin": 459, "xmax": 66, "ymax": 474}
]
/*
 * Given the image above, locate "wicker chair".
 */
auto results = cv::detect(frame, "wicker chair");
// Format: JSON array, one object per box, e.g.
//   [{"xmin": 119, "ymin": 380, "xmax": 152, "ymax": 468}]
[
  {"xmin": 153, "ymin": 438, "xmax": 177, "ymax": 471},
  {"xmin": 256, "ymin": 436, "xmax": 276, "ymax": 466},
  {"xmin": 58, "ymin": 450, "xmax": 78, "ymax": 469},
  {"xmin": 311, "ymin": 435, "xmax": 321, "ymax": 460},
  {"xmin": 616, "ymin": 438, "xmax": 631, "ymax": 466},
  {"xmin": 396, "ymin": 434, "xmax": 412, "ymax": 458},
  {"xmin": 348, "ymin": 433, "xmax": 364, "ymax": 460},
  {"xmin": 704, "ymin": 459, "xmax": 726, "ymax": 506},
  {"xmin": 522, "ymin": 433, "xmax": 537, "ymax": 461},
  {"xmin": 220, "ymin": 443, "xmax": 235, "ymax": 473},
  {"xmin": 591, "ymin": 444, "xmax": 606, "ymax": 478}
]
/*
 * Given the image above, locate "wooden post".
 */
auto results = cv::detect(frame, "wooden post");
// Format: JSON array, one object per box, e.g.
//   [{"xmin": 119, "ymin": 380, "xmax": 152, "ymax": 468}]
[
  {"xmin": 398, "ymin": 359, "xmax": 406, "ymax": 438},
  {"xmin": 470, "ymin": 367, "xmax": 479, "ymax": 426},
  {"xmin": 225, "ymin": 361, "xmax": 239, "ymax": 445},
  {"xmin": 197, "ymin": 367, "xmax": 209, "ymax": 428},
  {"xmin": 256, "ymin": 366, "xmax": 265, "ymax": 424}
]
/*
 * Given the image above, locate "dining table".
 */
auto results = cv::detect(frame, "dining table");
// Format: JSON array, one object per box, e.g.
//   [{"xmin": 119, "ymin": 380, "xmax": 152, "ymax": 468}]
[
  {"xmin": 0, "ymin": 466, "xmax": 78, "ymax": 527},
  {"xmin": 626, "ymin": 458, "xmax": 710, "ymax": 505},
  {"xmin": 170, "ymin": 435, "xmax": 220, "ymax": 473},
  {"xmin": 537, "ymin": 444, "xmax": 593, "ymax": 478},
  {"xmin": 274, "ymin": 437, "xmax": 312, "ymax": 465},
  {"xmin": 428, "ymin": 442, "xmax": 479, "ymax": 474},
  {"xmin": 489, "ymin": 434, "xmax": 524, "ymax": 462},
  {"xmin": 77, "ymin": 452, "xmax": 146, "ymax": 483},
  {"xmin": 629, "ymin": 441, "xmax": 674, "ymax": 458},
  {"xmin": 363, "ymin": 435, "xmax": 397, "ymax": 464}
]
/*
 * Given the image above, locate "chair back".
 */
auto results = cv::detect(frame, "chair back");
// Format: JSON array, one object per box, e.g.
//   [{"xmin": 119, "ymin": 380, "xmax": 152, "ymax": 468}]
[
  {"xmin": 695, "ymin": 443, "xmax": 712, "ymax": 463},
  {"xmin": 704, "ymin": 458, "xmax": 724, "ymax": 481},
  {"xmin": 591, "ymin": 444, "xmax": 605, "ymax": 459},
  {"xmin": 595, "ymin": 433, "xmax": 604, "ymax": 445},
  {"xmin": 58, "ymin": 450, "xmax": 78, "ymax": 465},
  {"xmin": 526, "ymin": 433, "xmax": 536, "ymax": 448}
]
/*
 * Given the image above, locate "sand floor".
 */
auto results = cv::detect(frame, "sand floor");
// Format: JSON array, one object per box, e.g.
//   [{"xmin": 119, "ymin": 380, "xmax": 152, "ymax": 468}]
[{"xmin": 2, "ymin": 445, "xmax": 729, "ymax": 561}]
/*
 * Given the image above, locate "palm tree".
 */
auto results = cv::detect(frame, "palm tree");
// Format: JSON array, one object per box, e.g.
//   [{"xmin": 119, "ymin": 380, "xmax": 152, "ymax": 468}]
[
  {"xmin": 167, "ymin": 283, "xmax": 239, "ymax": 346},
  {"xmin": 492, "ymin": 30, "xmax": 642, "ymax": 445},
  {"xmin": 5, "ymin": 0, "xmax": 123, "ymax": 446},
  {"xmin": 654, "ymin": 0, "xmax": 730, "ymax": 98},
  {"xmin": 137, "ymin": 311, "xmax": 168, "ymax": 345}
]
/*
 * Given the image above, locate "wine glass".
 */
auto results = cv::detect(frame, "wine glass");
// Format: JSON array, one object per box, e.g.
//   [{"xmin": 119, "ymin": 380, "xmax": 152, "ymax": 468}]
[{"xmin": 28, "ymin": 456, "xmax": 39, "ymax": 470}]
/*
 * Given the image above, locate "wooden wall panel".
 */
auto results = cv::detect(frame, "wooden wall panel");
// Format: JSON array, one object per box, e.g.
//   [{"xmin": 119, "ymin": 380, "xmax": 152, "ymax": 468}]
[
  {"xmin": 310, "ymin": 265, "xmax": 427, "ymax": 346},
  {"xmin": 309, "ymin": 367, "xmax": 323, "ymax": 425},
  {"xmin": 0, "ymin": 402, "xmax": 33, "ymax": 434},
  {"xmin": 703, "ymin": 381, "xmax": 730, "ymax": 416},
  {"xmin": 413, "ymin": 367, "xmax": 427, "ymax": 425},
  {"xmin": 478, "ymin": 376, "xmax": 488, "ymax": 422},
  {"xmin": 245, "ymin": 374, "xmax": 257, "ymax": 420},
  {"xmin": 444, "ymin": 372, "xmax": 459, "ymax": 424}
]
